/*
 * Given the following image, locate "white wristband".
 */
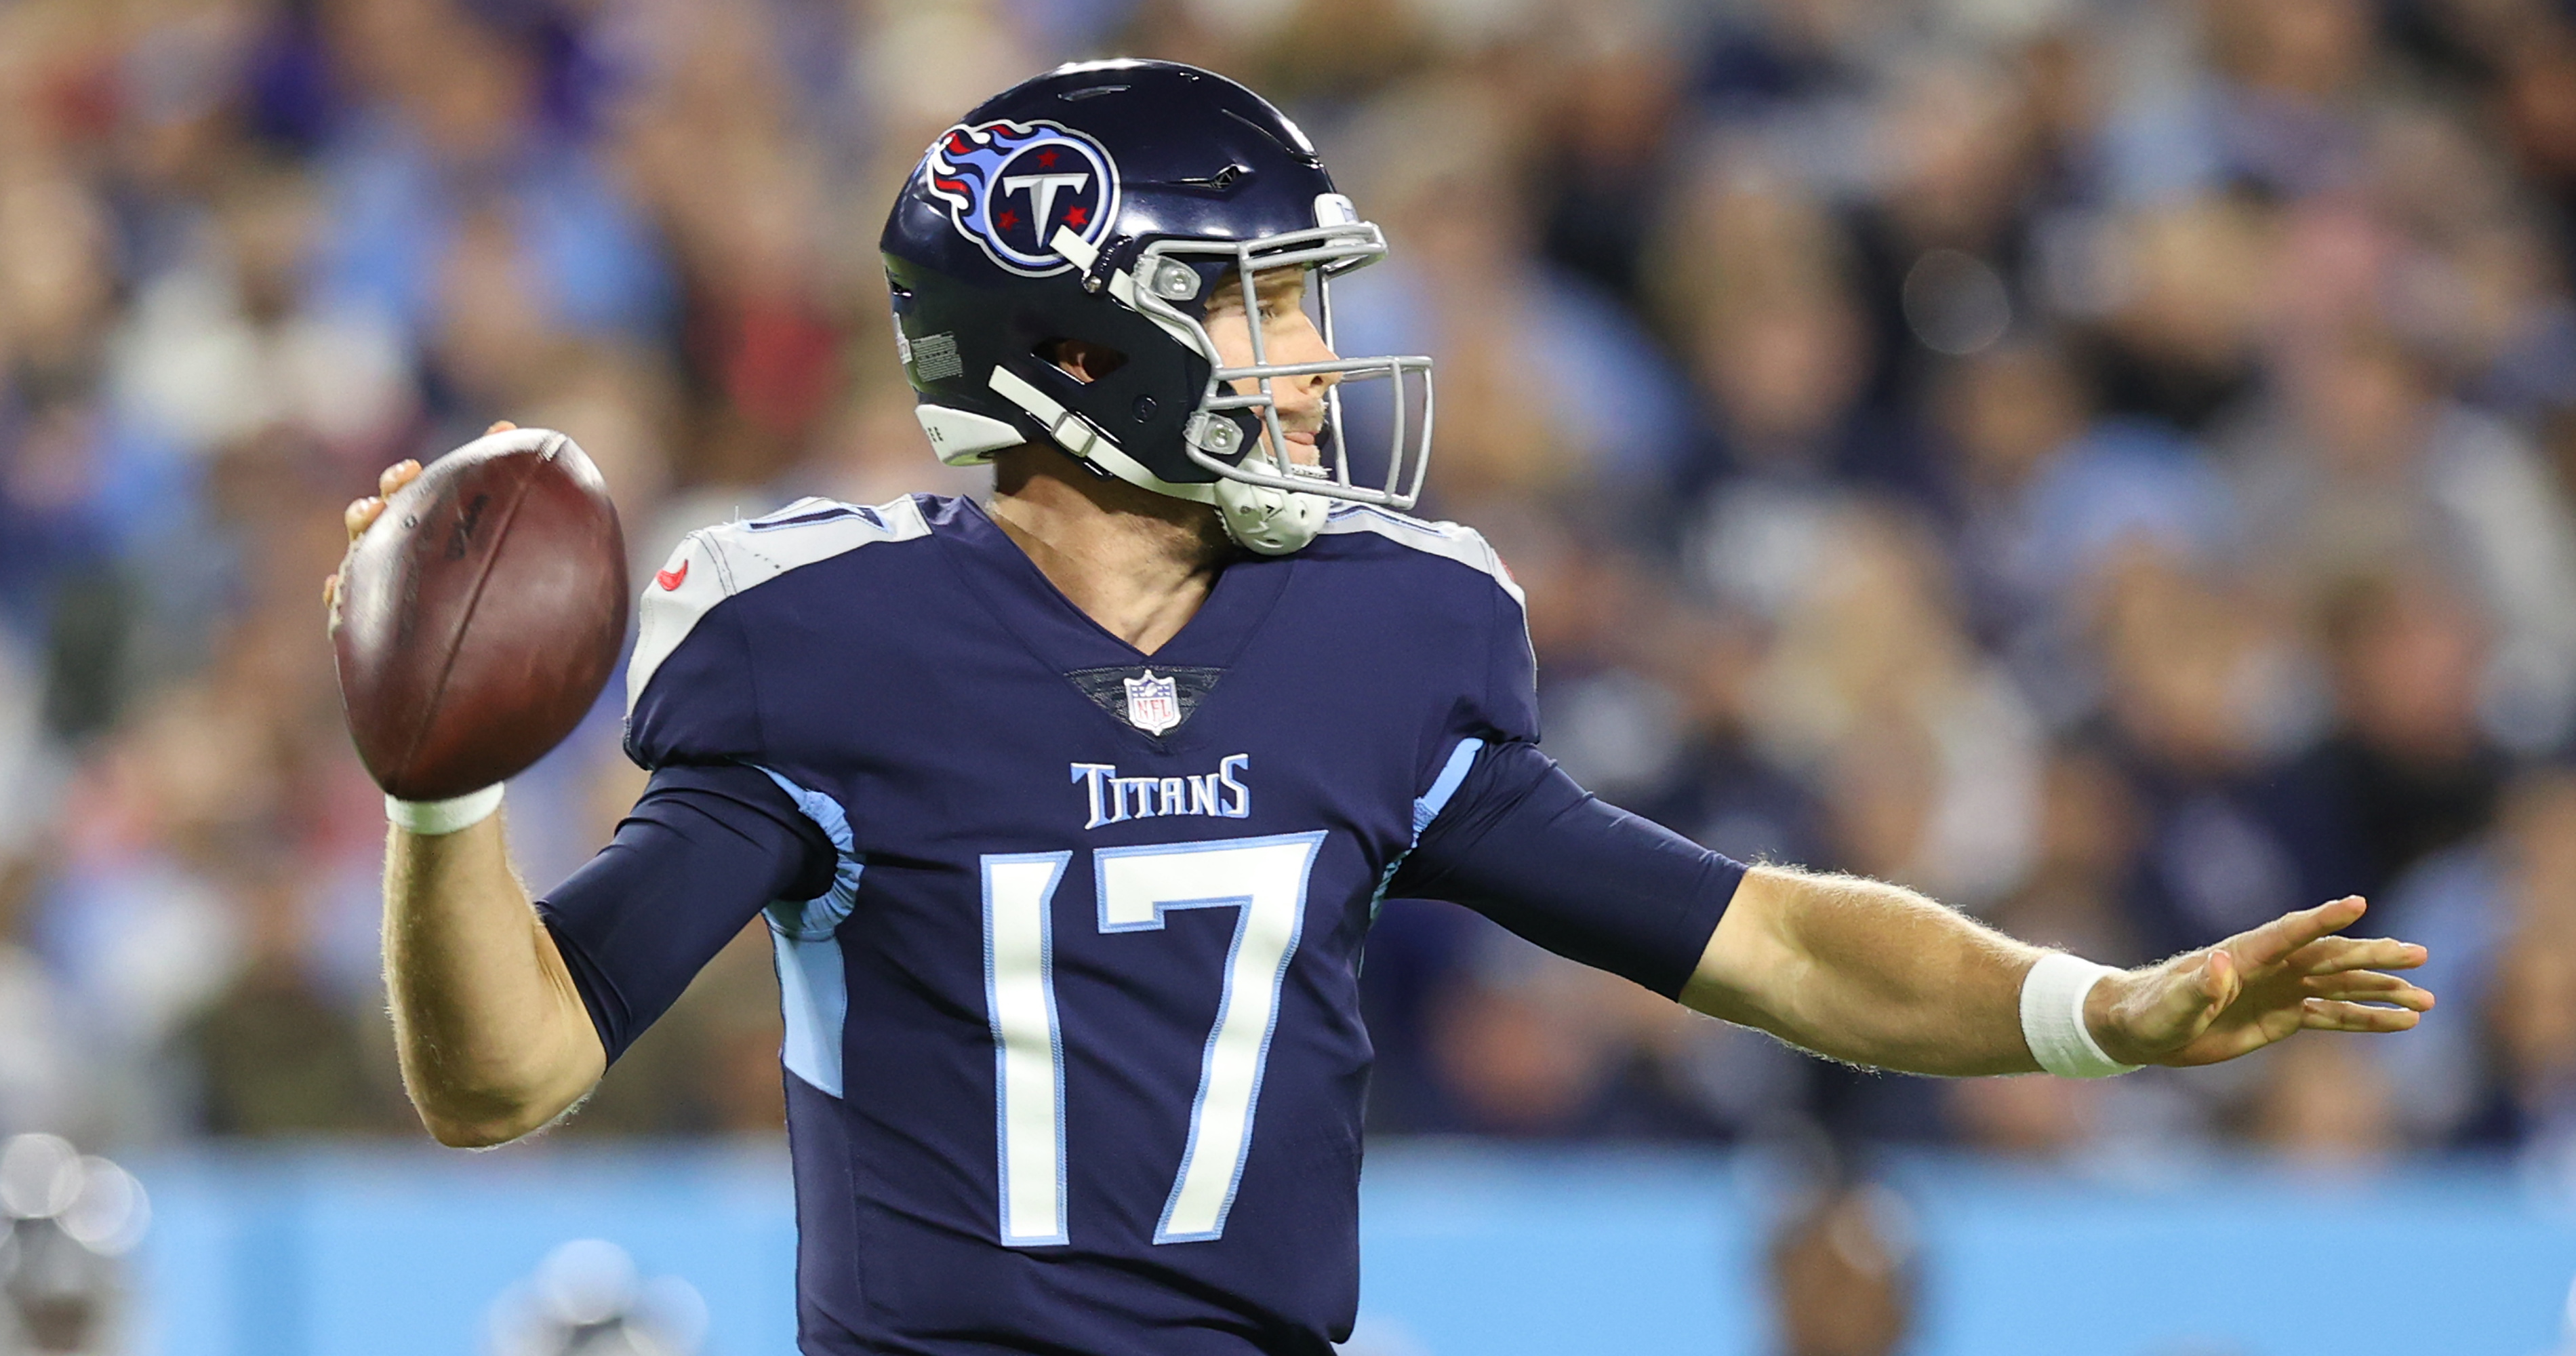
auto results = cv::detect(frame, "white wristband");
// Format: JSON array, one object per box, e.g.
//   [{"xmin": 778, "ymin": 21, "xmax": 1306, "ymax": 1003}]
[
  {"xmin": 2019, "ymin": 952, "xmax": 2141, "ymax": 1079},
  {"xmin": 386, "ymin": 785, "xmax": 504, "ymax": 836}
]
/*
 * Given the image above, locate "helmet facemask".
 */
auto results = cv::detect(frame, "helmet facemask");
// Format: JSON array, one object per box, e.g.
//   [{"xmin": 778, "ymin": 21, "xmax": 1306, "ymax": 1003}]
[
  {"xmin": 1118, "ymin": 211, "xmax": 1434, "ymax": 548},
  {"xmin": 1029, "ymin": 201, "xmax": 1431, "ymax": 554}
]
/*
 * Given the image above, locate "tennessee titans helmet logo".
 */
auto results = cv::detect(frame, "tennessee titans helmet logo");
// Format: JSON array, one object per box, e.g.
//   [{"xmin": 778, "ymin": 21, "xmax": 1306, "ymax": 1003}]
[{"xmin": 922, "ymin": 119, "xmax": 1121, "ymax": 277}]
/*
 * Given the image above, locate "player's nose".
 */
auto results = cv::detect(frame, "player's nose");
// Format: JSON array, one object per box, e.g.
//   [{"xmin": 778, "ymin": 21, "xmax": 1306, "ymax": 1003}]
[{"xmin": 1276, "ymin": 310, "xmax": 1341, "ymax": 395}]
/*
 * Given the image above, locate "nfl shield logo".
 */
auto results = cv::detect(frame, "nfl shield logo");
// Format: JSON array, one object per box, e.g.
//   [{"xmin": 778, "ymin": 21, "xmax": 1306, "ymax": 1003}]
[{"xmin": 1123, "ymin": 670, "xmax": 1182, "ymax": 736}]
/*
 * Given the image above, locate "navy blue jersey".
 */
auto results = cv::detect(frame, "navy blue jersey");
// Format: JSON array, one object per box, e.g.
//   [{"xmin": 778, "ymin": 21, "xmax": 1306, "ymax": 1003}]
[{"xmin": 552, "ymin": 494, "xmax": 1739, "ymax": 1354}]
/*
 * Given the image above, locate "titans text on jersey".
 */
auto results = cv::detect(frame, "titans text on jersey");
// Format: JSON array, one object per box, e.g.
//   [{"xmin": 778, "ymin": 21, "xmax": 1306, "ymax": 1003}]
[{"xmin": 1070, "ymin": 754, "xmax": 1253, "ymax": 829}]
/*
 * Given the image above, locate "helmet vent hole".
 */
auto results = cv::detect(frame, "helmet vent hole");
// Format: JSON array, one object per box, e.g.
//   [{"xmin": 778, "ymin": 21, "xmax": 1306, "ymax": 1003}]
[{"xmin": 1173, "ymin": 165, "xmax": 1251, "ymax": 196}]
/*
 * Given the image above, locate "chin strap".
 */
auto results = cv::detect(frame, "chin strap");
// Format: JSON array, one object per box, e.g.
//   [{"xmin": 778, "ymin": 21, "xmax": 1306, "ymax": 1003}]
[
  {"xmin": 984, "ymin": 365, "xmax": 1330, "ymax": 554},
  {"xmin": 1213, "ymin": 452, "xmax": 1331, "ymax": 555}
]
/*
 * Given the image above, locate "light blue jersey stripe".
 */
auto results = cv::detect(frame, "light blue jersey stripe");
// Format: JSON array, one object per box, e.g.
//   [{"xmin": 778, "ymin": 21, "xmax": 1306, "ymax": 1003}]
[
  {"xmin": 1411, "ymin": 738, "xmax": 1483, "ymax": 837},
  {"xmin": 759, "ymin": 767, "xmax": 865, "ymax": 1097}
]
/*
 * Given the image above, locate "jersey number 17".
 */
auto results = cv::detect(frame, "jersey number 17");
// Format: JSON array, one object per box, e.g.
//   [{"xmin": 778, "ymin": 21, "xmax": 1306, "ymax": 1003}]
[{"xmin": 980, "ymin": 831, "xmax": 1329, "ymax": 1247}]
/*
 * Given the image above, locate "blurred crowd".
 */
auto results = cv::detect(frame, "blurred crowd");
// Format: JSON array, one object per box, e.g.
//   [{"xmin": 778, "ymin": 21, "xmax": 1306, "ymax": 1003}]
[{"xmin": 1, "ymin": 0, "xmax": 2574, "ymax": 1178}]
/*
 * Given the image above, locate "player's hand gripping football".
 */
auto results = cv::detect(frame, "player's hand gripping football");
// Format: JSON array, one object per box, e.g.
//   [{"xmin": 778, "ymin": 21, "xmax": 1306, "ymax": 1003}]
[
  {"xmin": 326, "ymin": 418, "xmax": 624, "ymax": 801},
  {"xmin": 2085, "ymin": 896, "xmax": 2434, "ymax": 1067},
  {"xmin": 321, "ymin": 420, "xmax": 515, "ymax": 631}
]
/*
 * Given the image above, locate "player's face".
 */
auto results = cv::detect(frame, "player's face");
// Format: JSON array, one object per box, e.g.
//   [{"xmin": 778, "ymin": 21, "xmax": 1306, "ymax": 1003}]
[{"xmin": 1202, "ymin": 268, "xmax": 1340, "ymax": 467}]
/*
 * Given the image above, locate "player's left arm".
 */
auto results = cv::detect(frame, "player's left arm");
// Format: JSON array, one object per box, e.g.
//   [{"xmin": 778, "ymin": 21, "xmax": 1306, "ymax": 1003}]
[
  {"xmin": 1415, "ymin": 573, "xmax": 2432, "ymax": 1077},
  {"xmin": 1680, "ymin": 866, "xmax": 2434, "ymax": 1075}
]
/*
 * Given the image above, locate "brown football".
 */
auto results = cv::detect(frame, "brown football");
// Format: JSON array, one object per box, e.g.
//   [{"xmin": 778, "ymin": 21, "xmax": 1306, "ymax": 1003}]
[{"xmin": 332, "ymin": 427, "xmax": 628, "ymax": 801}]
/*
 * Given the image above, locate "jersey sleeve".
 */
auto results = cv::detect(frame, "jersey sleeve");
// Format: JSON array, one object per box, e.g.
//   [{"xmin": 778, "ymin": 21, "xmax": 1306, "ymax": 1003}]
[
  {"xmin": 1476, "ymin": 574, "xmax": 1541, "ymax": 744},
  {"xmin": 1412, "ymin": 554, "xmax": 1541, "ymax": 794},
  {"xmin": 1387, "ymin": 740, "xmax": 1744, "ymax": 999},
  {"xmin": 623, "ymin": 530, "xmax": 767, "ymax": 769},
  {"xmin": 536, "ymin": 763, "xmax": 837, "ymax": 1064}
]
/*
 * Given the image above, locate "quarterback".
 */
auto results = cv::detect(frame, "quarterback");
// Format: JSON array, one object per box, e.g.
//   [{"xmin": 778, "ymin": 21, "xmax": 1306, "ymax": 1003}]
[{"xmin": 334, "ymin": 62, "xmax": 2432, "ymax": 1355}]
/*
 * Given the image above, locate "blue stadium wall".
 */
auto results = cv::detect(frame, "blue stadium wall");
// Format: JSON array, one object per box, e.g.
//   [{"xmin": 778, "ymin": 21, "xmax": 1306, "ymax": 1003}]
[{"xmin": 129, "ymin": 1143, "xmax": 2576, "ymax": 1355}]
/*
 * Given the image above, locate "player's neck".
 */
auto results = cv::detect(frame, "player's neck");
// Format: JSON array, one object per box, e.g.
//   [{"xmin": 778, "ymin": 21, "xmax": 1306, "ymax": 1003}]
[{"xmin": 985, "ymin": 446, "xmax": 1235, "ymax": 656}]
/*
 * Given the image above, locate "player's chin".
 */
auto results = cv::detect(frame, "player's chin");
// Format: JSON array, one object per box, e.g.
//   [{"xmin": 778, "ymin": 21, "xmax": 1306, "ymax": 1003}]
[{"xmin": 1278, "ymin": 431, "xmax": 1325, "ymax": 471}]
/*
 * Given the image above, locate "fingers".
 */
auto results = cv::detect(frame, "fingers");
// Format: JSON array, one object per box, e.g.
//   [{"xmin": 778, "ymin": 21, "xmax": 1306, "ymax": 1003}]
[
  {"xmin": 376, "ymin": 458, "xmax": 421, "ymax": 499},
  {"xmin": 2299, "ymin": 999, "xmax": 2421, "ymax": 1034},
  {"xmin": 340, "ymin": 428, "xmax": 505, "ymax": 556},
  {"xmin": 2289, "ymin": 935, "xmax": 2428, "ymax": 976},
  {"xmin": 2228, "ymin": 896, "xmax": 2368, "ymax": 971},
  {"xmin": 346, "ymin": 460, "xmax": 424, "ymax": 544},
  {"xmin": 2300, "ymin": 970, "xmax": 2436, "ymax": 1011}
]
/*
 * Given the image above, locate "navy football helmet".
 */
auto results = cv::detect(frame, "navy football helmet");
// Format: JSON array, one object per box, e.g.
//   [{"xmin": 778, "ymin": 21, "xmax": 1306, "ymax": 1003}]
[{"xmin": 880, "ymin": 60, "xmax": 1433, "ymax": 554}]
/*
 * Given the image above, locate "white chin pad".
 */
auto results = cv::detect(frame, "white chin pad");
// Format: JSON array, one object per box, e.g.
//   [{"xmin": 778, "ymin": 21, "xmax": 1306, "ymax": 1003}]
[{"xmin": 1213, "ymin": 459, "xmax": 1329, "ymax": 555}]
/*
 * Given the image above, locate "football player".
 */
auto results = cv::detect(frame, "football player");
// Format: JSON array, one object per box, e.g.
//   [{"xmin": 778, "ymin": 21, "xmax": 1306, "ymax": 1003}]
[{"xmin": 334, "ymin": 61, "xmax": 2433, "ymax": 1355}]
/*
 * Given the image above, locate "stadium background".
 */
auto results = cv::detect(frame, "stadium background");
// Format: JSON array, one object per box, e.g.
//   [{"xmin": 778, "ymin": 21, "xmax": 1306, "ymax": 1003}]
[{"xmin": 1, "ymin": 0, "xmax": 2575, "ymax": 1350}]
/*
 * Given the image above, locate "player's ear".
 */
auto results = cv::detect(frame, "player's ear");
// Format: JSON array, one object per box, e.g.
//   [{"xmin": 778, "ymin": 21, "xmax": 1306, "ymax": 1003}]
[{"xmin": 1037, "ymin": 339, "xmax": 1128, "ymax": 384}]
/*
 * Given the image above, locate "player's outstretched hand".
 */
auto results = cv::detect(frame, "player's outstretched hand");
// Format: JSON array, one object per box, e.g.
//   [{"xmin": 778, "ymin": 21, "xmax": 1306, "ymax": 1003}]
[
  {"xmin": 2086, "ymin": 896, "xmax": 2434, "ymax": 1067},
  {"xmin": 322, "ymin": 422, "xmax": 515, "ymax": 633}
]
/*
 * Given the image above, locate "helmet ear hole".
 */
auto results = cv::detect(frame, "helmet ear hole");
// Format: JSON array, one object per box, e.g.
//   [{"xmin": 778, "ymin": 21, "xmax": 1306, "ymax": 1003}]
[{"xmin": 1035, "ymin": 338, "xmax": 1128, "ymax": 384}]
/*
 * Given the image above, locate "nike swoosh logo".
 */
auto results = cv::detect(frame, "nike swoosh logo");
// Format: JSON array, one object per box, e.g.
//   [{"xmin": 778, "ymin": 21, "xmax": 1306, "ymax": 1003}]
[{"xmin": 656, "ymin": 560, "xmax": 689, "ymax": 591}]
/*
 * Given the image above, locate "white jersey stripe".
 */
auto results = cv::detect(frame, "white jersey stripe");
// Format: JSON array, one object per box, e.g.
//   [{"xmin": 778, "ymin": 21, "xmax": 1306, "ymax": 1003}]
[
  {"xmin": 1315, "ymin": 505, "xmax": 1524, "ymax": 607},
  {"xmin": 626, "ymin": 496, "xmax": 934, "ymax": 715}
]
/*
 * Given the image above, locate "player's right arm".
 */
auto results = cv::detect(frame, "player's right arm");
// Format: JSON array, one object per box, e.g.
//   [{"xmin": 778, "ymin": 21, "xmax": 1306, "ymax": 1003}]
[
  {"xmin": 381, "ymin": 810, "xmax": 607, "ymax": 1146},
  {"xmin": 338, "ymin": 449, "xmax": 841, "ymax": 1146},
  {"xmin": 337, "ymin": 454, "xmax": 607, "ymax": 1146}
]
